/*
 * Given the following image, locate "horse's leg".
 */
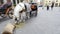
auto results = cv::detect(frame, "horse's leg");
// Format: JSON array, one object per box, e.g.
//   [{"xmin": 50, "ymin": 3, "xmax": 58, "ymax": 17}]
[
  {"xmin": 15, "ymin": 17, "xmax": 20, "ymax": 25},
  {"xmin": 13, "ymin": 15, "xmax": 19, "ymax": 25},
  {"xmin": 18, "ymin": 13, "xmax": 21, "ymax": 23},
  {"xmin": 20, "ymin": 13, "xmax": 23, "ymax": 22}
]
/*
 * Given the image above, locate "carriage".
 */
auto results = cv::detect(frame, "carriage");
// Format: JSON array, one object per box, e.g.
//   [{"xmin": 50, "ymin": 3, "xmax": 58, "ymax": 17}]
[{"xmin": 0, "ymin": 2, "xmax": 12, "ymax": 18}]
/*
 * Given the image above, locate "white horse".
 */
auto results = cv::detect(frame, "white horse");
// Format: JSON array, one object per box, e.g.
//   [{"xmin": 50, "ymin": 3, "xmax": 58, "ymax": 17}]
[{"xmin": 13, "ymin": 2, "xmax": 26, "ymax": 24}]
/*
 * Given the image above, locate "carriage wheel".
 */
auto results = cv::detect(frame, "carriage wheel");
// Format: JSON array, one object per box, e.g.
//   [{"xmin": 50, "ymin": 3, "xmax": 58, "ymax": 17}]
[
  {"xmin": 8, "ymin": 14, "xmax": 13, "ymax": 19},
  {"xmin": 8, "ymin": 10, "xmax": 13, "ymax": 19},
  {"xmin": 1, "ymin": 14, "xmax": 6, "ymax": 18}
]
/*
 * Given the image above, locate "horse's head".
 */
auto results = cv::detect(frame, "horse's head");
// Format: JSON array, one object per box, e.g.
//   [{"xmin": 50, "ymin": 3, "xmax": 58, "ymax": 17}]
[{"xmin": 19, "ymin": 3, "xmax": 26, "ymax": 11}]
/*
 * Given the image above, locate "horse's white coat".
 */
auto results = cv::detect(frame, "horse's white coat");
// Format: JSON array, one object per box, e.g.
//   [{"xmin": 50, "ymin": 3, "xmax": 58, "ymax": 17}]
[
  {"xmin": 21, "ymin": 11, "xmax": 26, "ymax": 21},
  {"xmin": 14, "ymin": 2, "xmax": 25, "ymax": 18},
  {"xmin": 13, "ymin": 2, "xmax": 26, "ymax": 22}
]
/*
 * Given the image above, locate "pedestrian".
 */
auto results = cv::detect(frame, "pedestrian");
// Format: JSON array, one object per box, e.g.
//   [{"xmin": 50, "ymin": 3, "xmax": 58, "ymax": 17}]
[
  {"xmin": 51, "ymin": 2, "xmax": 54, "ymax": 10},
  {"xmin": 47, "ymin": 5, "xmax": 49, "ymax": 10}
]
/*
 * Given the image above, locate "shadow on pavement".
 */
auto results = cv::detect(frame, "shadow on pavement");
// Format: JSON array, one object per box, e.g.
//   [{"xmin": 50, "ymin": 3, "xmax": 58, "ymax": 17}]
[{"xmin": 0, "ymin": 17, "xmax": 10, "ymax": 23}]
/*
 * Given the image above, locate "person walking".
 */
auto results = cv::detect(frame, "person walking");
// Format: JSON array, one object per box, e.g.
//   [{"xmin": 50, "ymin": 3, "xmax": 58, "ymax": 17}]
[
  {"xmin": 51, "ymin": 2, "xmax": 54, "ymax": 10},
  {"xmin": 47, "ymin": 5, "xmax": 49, "ymax": 10},
  {"xmin": 46, "ymin": 3, "xmax": 49, "ymax": 10}
]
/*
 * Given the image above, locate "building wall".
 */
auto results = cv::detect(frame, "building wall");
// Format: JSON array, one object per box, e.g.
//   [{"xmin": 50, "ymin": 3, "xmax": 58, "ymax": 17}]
[
  {"xmin": 44, "ymin": 0, "xmax": 60, "ymax": 7},
  {"xmin": 2, "ymin": 0, "xmax": 60, "ymax": 7}
]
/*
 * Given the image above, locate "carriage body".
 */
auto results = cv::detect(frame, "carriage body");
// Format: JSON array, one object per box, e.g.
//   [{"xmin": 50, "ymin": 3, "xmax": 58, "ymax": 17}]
[{"xmin": 0, "ymin": 2, "xmax": 12, "ymax": 18}]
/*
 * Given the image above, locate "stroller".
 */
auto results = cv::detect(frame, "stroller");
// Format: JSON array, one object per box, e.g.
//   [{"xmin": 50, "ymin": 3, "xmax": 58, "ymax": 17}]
[{"xmin": 47, "ymin": 5, "xmax": 49, "ymax": 10}]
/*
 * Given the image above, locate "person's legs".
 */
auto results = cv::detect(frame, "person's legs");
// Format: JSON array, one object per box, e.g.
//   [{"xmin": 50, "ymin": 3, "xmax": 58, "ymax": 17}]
[
  {"xmin": 47, "ymin": 6, "xmax": 48, "ymax": 10},
  {"xmin": 51, "ymin": 7, "xmax": 53, "ymax": 10},
  {"xmin": 30, "ymin": 11, "xmax": 32, "ymax": 17},
  {"xmin": 47, "ymin": 6, "xmax": 49, "ymax": 10}
]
